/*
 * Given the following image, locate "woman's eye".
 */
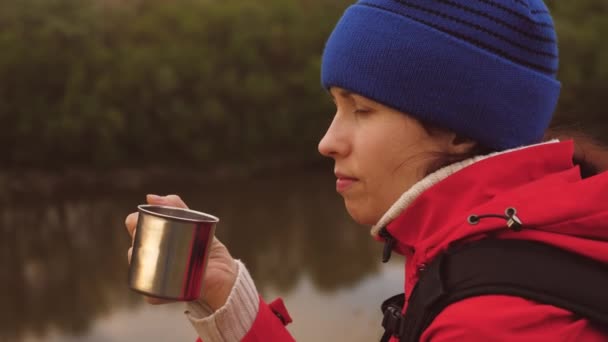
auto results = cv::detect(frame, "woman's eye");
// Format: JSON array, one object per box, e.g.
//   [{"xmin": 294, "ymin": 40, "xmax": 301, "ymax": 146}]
[{"xmin": 353, "ymin": 108, "xmax": 370, "ymax": 114}]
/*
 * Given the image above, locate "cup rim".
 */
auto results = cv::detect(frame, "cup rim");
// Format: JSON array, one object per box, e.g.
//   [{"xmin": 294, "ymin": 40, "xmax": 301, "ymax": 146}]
[{"xmin": 137, "ymin": 204, "xmax": 219, "ymax": 223}]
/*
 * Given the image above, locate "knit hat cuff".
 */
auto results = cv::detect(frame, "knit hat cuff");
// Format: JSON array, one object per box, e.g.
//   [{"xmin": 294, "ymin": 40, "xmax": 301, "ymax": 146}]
[{"xmin": 321, "ymin": 4, "xmax": 561, "ymax": 150}]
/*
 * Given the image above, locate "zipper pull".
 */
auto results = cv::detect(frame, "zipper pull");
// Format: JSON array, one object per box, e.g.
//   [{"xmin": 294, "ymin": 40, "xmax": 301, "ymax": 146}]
[{"xmin": 379, "ymin": 227, "xmax": 396, "ymax": 263}]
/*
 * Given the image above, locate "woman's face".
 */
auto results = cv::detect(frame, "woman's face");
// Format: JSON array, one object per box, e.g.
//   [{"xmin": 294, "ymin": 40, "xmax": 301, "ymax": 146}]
[{"xmin": 318, "ymin": 87, "xmax": 447, "ymax": 226}]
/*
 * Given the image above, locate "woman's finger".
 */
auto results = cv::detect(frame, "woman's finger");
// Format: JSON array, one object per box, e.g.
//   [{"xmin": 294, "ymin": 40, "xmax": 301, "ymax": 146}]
[
  {"xmin": 145, "ymin": 296, "xmax": 170, "ymax": 305},
  {"xmin": 146, "ymin": 194, "xmax": 189, "ymax": 209},
  {"xmin": 125, "ymin": 212, "xmax": 138, "ymax": 237},
  {"xmin": 165, "ymin": 194, "xmax": 188, "ymax": 208}
]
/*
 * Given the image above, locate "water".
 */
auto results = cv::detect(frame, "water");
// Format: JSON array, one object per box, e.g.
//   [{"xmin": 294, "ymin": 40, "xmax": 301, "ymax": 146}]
[{"xmin": 1, "ymin": 167, "xmax": 404, "ymax": 342}]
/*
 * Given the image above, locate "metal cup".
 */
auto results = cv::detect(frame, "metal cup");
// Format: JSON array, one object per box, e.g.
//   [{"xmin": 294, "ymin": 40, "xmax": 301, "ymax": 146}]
[{"xmin": 128, "ymin": 205, "xmax": 219, "ymax": 301}]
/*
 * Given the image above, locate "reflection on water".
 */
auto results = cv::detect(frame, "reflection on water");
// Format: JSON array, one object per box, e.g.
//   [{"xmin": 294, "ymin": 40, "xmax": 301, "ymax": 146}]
[{"xmin": 1, "ymin": 167, "xmax": 404, "ymax": 341}]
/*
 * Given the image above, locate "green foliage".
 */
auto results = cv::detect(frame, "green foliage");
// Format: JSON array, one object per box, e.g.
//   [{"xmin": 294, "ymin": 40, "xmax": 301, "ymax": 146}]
[
  {"xmin": 0, "ymin": 0, "xmax": 349, "ymax": 168},
  {"xmin": 0, "ymin": 0, "xmax": 606, "ymax": 168},
  {"xmin": 547, "ymin": 1, "xmax": 608, "ymax": 136}
]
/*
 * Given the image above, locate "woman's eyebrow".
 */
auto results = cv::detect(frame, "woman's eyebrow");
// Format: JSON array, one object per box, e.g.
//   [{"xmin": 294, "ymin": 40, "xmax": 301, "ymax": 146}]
[
  {"xmin": 338, "ymin": 89, "xmax": 353, "ymax": 98},
  {"xmin": 329, "ymin": 89, "xmax": 354, "ymax": 100}
]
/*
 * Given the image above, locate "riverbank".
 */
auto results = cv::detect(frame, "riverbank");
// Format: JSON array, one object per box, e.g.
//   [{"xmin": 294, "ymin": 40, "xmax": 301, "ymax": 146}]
[{"xmin": 0, "ymin": 156, "xmax": 328, "ymax": 202}]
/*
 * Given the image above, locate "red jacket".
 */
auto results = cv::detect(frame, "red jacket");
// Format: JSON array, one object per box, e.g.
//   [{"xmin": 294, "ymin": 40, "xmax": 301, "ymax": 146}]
[{"xmin": 202, "ymin": 141, "xmax": 608, "ymax": 341}]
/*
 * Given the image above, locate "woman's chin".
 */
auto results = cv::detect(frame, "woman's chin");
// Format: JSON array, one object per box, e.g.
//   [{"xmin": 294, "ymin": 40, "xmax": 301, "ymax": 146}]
[{"xmin": 344, "ymin": 201, "xmax": 379, "ymax": 226}]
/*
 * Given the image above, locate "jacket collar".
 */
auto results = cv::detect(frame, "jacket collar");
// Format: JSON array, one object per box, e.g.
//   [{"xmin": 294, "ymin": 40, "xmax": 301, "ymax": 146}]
[
  {"xmin": 371, "ymin": 139, "xmax": 574, "ymax": 257},
  {"xmin": 371, "ymin": 140, "xmax": 561, "ymax": 237}
]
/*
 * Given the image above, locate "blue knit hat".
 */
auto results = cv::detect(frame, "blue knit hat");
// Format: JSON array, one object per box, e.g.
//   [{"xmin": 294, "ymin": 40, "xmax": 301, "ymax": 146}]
[{"xmin": 321, "ymin": 0, "xmax": 561, "ymax": 150}]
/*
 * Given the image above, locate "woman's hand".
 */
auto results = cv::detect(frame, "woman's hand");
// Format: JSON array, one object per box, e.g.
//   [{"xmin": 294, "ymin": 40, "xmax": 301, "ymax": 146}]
[{"xmin": 125, "ymin": 194, "xmax": 238, "ymax": 310}]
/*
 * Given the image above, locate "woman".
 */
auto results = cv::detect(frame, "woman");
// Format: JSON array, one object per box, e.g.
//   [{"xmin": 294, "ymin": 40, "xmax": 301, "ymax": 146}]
[{"xmin": 125, "ymin": 0, "xmax": 608, "ymax": 341}]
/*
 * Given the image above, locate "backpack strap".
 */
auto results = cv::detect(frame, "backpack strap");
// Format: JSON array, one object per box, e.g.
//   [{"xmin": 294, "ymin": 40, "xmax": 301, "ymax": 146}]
[
  {"xmin": 380, "ymin": 293, "xmax": 406, "ymax": 342},
  {"xmin": 381, "ymin": 239, "xmax": 608, "ymax": 342}
]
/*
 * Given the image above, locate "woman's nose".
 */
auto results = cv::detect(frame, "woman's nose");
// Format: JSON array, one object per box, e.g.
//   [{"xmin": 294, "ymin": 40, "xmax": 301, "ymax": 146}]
[{"xmin": 318, "ymin": 115, "xmax": 350, "ymax": 159}]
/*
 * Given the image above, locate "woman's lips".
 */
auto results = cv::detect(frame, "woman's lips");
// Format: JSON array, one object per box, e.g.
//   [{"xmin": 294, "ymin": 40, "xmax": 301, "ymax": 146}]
[{"xmin": 336, "ymin": 175, "xmax": 358, "ymax": 193}]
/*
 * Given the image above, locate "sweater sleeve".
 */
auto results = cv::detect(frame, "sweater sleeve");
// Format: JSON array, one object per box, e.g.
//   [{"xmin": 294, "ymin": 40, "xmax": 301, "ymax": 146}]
[{"xmin": 185, "ymin": 260, "xmax": 295, "ymax": 342}]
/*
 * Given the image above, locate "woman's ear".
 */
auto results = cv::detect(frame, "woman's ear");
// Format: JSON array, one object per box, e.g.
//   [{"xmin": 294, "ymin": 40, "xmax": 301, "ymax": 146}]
[{"xmin": 445, "ymin": 133, "xmax": 478, "ymax": 155}]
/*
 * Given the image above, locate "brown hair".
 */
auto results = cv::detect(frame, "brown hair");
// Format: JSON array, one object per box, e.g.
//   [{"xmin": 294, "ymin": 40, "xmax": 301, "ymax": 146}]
[
  {"xmin": 421, "ymin": 123, "xmax": 608, "ymax": 178},
  {"xmin": 421, "ymin": 123, "xmax": 496, "ymax": 176},
  {"xmin": 544, "ymin": 128, "xmax": 608, "ymax": 177}
]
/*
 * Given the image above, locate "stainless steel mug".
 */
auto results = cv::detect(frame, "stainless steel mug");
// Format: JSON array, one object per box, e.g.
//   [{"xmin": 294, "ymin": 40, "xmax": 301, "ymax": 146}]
[{"xmin": 128, "ymin": 205, "xmax": 219, "ymax": 301}]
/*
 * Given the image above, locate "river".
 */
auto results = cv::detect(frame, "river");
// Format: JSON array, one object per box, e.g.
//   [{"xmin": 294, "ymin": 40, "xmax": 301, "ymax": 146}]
[{"xmin": 1, "ymin": 167, "xmax": 404, "ymax": 341}]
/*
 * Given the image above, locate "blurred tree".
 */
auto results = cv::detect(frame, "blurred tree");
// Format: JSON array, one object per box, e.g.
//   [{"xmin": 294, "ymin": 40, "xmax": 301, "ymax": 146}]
[
  {"xmin": 0, "ymin": 0, "xmax": 605, "ymax": 169},
  {"xmin": 547, "ymin": 1, "xmax": 608, "ymax": 138},
  {"xmin": 0, "ymin": 0, "xmax": 349, "ymax": 169}
]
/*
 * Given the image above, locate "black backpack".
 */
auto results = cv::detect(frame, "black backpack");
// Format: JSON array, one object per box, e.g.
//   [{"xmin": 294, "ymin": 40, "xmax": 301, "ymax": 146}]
[{"xmin": 380, "ymin": 238, "xmax": 608, "ymax": 341}]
